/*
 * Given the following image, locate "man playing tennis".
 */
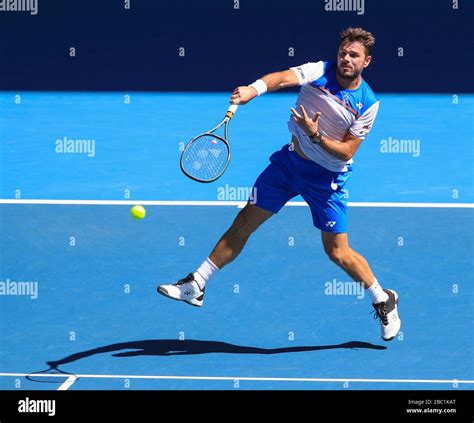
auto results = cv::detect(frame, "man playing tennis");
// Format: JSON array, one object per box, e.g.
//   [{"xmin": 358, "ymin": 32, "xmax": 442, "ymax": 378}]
[{"xmin": 158, "ymin": 27, "xmax": 401, "ymax": 341}]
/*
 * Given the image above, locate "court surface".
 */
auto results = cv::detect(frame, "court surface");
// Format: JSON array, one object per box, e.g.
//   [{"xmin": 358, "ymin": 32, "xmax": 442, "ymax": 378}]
[{"xmin": 0, "ymin": 92, "xmax": 473, "ymax": 390}]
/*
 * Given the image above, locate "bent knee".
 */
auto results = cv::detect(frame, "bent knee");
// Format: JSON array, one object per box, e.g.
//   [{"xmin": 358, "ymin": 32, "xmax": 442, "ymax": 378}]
[{"xmin": 325, "ymin": 247, "xmax": 352, "ymax": 266}]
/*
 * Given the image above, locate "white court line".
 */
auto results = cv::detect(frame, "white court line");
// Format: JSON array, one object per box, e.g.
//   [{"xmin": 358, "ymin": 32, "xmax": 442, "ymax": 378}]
[
  {"xmin": 0, "ymin": 199, "xmax": 473, "ymax": 208},
  {"xmin": 1, "ymin": 372, "xmax": 473, "ymax": 385},
  {"xmin": 57, "ymin": 375, "xmax": 78, "ymax": 391}
]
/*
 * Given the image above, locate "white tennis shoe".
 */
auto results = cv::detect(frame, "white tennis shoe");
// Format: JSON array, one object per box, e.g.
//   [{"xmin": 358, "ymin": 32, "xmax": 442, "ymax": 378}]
[
  {"xmin": 157, "ymin": 273, "xmax": 205, "ymax": 307},
  {"xmin": 372, "ymin": 289, "xmax": 401, "ymax": 341}
]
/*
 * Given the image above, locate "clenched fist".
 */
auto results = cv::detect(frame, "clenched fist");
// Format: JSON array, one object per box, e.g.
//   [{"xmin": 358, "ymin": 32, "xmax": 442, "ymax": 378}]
[{"xmin": 230, "ymin": 86, "xmax": 258, "ymax": 105}]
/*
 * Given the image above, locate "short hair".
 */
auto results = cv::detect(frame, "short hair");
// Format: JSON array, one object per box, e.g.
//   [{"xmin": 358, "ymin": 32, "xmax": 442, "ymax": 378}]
[{"xmin": 339, "ymin": 27, "xmax": 375, "ymax": 56}]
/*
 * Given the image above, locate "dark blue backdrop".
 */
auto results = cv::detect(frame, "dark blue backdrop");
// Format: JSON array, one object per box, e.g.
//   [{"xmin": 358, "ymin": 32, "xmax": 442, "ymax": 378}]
[{"xmin": 0, "ymin": 0, "xmax": 472, "ymax": 92}]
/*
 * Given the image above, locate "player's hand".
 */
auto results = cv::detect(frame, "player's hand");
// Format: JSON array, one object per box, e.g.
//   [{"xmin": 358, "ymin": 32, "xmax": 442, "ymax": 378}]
[
  {"xmin": 230, "ymin": 86, "xmax": 257, "ymax": 105},
  {"xmin": 290, "ymin": 105, "xmax": 321, "ymax": 136}
]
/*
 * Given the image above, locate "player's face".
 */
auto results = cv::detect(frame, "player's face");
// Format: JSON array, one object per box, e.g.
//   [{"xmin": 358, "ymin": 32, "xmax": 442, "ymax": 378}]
[{"xmin": 337, "ymin": 42, "xmax": 372, "ymax": 80}]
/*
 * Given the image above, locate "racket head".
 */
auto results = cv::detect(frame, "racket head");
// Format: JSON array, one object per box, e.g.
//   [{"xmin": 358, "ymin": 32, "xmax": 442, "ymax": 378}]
[{"xmin": 180, "ymin": 133, "xmax": 230, "ymax": 183}]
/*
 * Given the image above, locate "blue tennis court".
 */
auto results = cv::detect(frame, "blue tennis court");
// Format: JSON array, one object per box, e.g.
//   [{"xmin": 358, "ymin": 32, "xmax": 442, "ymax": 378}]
[{"xmin": 0, "ymin": 92, "xmax": 473, "ymax": 390}]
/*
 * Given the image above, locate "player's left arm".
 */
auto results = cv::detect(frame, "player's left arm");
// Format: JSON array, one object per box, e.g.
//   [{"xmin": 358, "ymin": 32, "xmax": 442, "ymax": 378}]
[
  {"xmin": 329, "ymin": 131, "xmax": 363, "ymax": 161},
  {"xmin": 290, "ymin": 106, "xmax": 362, "ymax": 161},
  {"xmin": 290, "ymin": 102, "xmax": 379, "ymax": 161}
]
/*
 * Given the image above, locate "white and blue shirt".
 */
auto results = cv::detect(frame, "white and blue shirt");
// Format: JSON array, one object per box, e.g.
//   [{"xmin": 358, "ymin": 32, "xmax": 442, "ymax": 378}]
[{"xmin": 288, "ymin": 61, "xmax": 379, "ymax": 172}]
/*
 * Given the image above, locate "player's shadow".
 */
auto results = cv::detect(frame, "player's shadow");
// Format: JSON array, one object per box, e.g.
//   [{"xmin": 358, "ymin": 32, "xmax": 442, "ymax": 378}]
[{"xmin": 46, "ymin": 339, "xmax": 386, "ymax": 370}]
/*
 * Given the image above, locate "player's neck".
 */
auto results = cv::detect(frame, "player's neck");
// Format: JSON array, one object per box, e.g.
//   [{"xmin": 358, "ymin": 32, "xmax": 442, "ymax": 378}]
[{"xmin": 336, "ymin": 73, "xmax": 363, "ymax": 90}]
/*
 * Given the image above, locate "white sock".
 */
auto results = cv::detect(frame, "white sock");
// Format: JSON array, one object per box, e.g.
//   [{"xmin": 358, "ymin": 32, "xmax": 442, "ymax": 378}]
[
  {"xmin": 193, "ymin": 258, "xmax": 219, "ymax": 289},
  {"xmin": 366, "ymin": 278, "xmax": 389, "ymax": 304}
]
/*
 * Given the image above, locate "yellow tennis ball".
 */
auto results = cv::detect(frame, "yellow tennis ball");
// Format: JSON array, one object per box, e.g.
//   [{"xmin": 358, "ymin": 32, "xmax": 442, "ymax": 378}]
[{"xmin": 131, "ymin": 205, "xmax": 146, "ymax": 220}]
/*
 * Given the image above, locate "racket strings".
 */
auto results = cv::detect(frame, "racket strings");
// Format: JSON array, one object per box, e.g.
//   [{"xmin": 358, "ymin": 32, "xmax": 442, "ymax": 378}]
[{"xmin": 181, "ymin": 135, "xmax": 229, "ymax": 181}]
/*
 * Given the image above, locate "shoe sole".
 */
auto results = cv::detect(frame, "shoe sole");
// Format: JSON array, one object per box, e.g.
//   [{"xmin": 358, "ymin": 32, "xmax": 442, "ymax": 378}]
[
  {"xmin": 382, "ymin": 290, "xmax": 400, "ymax": 342},
  {"xmin": 184, "ymin": 300, "xmax": 203, "ymax": 307},
  {"xmin": 157, "ymin": 286, "xmax": 203, "ymax": 307}
]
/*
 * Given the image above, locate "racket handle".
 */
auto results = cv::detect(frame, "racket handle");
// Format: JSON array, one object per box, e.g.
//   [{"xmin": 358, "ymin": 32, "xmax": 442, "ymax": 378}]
[{"xmin": 226, "ymin": 104, "xmax": 239, "ymax": 119}]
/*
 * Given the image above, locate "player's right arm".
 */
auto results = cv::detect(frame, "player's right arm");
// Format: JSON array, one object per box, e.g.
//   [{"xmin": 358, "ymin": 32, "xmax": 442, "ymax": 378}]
[
  {"xmin": 230, "ymin": 69, "xmax": 300, "ymax": 105},
  {"xmin": 230, "ymin": 62, "xmax": 324, "ymax": 105},
  {"xmin": 262, "ymin": 69, "xmax": 301, "ymax": 91}
]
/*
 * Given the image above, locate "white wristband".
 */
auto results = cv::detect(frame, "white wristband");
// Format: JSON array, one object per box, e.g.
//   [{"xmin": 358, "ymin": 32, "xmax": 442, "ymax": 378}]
[{"xmin": 249, "ymin": 79, "xmax": 268, "ymax": 96}]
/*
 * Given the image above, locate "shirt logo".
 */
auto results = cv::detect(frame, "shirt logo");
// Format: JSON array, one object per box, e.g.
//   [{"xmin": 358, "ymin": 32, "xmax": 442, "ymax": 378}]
[
  {"xmin": 359, "ymin": 124, "xmax": 372, "ymax": 136},
  {"xmin": 356, "ymin": 102, "xmax": 363, "ymax": 109},
  {"xmin": 341, "ymin": 92, "xmax": 350, "ymax": 105},
  {"xmin": 296, "ymin": 66, "xmax": 305, "ymax": 82}
]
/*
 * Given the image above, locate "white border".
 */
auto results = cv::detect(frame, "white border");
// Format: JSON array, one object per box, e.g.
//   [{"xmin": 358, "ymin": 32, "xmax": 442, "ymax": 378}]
[{"xmin": 0, "ymin": 199, "xmax": 472, "ymax": 208}]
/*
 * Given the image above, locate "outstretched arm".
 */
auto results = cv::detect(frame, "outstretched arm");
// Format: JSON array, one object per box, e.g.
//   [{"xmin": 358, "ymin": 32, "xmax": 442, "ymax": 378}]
[{"xmin": 230, "ymin": 69, "xmax": 300, "ymax": 105}]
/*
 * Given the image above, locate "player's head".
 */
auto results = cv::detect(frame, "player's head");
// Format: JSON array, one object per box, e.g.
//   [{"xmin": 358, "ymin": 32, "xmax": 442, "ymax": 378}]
[{"xmin": 337, "ymin": 27, "xmax": 375, "ymax": 80}]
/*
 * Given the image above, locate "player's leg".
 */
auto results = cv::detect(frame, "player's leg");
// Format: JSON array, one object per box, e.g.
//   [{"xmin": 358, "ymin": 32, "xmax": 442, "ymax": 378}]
[
  {"xmin": 157, "ymin": 144, "xmax": 298, "ymax": 307},
  {"xmin": 157, "ymin": 203, "xmax": 273, "ymax": 307},
  {"xmin": 321, "ymin": 231, "xmax": 401, "ymax": 341},
  {"xmin": 320, "ymin": 231, "xmax": 375, "ymax": 288},
  {"xmin": 320, "ymin": 232, "xmax": 377, "ymax": 286},
  {"xmin": 297, "ymin": 157, "xmax": 401, "ymax": 341},
  {"xmin": 208, "ymin": 203, "xmax": 273, "ymax": 268},
  {"xmin": 201, "ymin": 146, "xmax": 298, "ymax": 281}
]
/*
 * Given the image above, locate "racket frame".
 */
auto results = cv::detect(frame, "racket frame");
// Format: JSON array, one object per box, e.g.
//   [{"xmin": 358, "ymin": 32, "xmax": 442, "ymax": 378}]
[{"xmin": 180, "ymin": 104, "xmax": 238, "ymax": 183}]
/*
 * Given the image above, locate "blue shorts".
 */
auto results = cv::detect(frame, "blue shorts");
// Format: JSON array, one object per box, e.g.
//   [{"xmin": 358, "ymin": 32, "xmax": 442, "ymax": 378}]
[{"xmin": 252, "ymin": 144, "xmax": 353, "ymax": 233}]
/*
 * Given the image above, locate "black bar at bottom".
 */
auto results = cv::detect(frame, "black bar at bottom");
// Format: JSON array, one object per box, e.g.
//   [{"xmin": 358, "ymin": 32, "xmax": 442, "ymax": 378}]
[{"xmin": 0, "ymin": 390, "xmax": 472, "ymax": 421}]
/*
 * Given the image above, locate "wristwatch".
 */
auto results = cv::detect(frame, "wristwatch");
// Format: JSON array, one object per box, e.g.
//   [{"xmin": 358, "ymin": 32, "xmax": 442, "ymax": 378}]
[{"xmin": 309, "ymin": 131, "xmax": 323, "ymax": 144}]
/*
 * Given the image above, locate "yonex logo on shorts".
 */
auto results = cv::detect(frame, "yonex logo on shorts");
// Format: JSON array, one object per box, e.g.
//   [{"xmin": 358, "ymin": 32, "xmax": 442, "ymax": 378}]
[
  {"xmin": 324, "ymin": 0, "xmax": 365, "ymax": 15},
  {"xmin": 326, "ymin": 221, "xmax": 336, "ymax": 227},
  {"xmin": 0, "ymin": 0, "xmax": 38, "ymax": 15}
]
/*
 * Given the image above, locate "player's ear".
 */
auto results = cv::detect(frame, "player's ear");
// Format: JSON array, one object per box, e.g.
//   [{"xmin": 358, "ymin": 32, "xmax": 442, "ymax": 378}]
[{"xmin": 363, "ymin": 55, "xmax": 372, "ymax": 68}]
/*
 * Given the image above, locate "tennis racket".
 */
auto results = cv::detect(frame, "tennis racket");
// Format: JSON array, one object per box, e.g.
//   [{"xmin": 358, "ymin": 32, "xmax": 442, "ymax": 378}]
[{"xmin": 180, "ymin": 104, "xmax": 238, "ymax": 183}]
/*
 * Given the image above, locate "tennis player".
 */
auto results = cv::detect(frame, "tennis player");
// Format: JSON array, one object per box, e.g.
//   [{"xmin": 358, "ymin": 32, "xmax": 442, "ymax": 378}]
[{"xmin": 158, "ymin": 27, "xmax": 401, "ymax": 341}]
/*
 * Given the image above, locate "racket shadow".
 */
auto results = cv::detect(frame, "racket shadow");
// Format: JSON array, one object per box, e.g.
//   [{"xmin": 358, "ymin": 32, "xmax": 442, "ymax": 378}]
[{"xmin": 26, "ymin": 365, "xmax": 77, "ymax": 385}]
